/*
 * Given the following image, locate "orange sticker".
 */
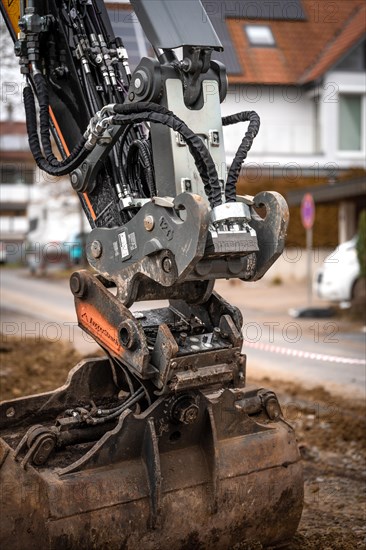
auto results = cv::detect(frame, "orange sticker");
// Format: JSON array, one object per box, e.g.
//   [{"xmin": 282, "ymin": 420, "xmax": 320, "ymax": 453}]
[{"xmin": 77, "ymin": 303, "xmax": 123, "ymax": 356}]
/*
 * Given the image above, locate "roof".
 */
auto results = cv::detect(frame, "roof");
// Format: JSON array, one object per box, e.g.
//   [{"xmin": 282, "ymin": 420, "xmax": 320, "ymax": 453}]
[
  {"xmin": 201, "ymin": 0, "xmax": 307, "ymax": 21},
  {"xmin": 102, "ymin": 2, "xmax": 366, "ymax": 83},
  {"xmin": 225, "ymin": 0, "xmax": 366, "ymax": 84},
  {"xmin": 301, "ymin": 5, "xmax": 366, "ymax": 83},
  {"xmin": 202, "ymin": 0, "xmax": 306, "ymax": 74},
  {"xmin": 287, "ymin": 177, "xmax": 366, "ymax": 206}
]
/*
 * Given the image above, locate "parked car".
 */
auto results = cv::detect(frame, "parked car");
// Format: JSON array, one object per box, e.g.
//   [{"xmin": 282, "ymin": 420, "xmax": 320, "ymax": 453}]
[
  {"xmin": 25, "ymin": 231, "xmax": 89, "ymax": 275},
  {"xmin": 24, "ymin": 208, "xmax": 86, "ymax": 274},
  {"xmin": 25, "ymin": 238, "xmax": 73, "ymax": 275},
  {"xmin": 67, "ymin": 232, "xmax": 88, "ymax": 265},
  {"xmin": 25, "ymin": 199, "xmax": 88, "ymax": 275},
  {"xmin": 314, "ymin": 236, "xmax": 361, "ymax": 303}
]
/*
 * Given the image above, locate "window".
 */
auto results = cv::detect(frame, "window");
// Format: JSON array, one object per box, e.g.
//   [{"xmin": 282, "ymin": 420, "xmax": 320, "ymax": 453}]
[
  {"xmin": 338, "ymin": 95, "xmax": 362, "ymax": 151},
  {"xmin": 245, "ymin": 25, "xmax": 275, "ymax": 47},
  {"xmin": 0, "ymin": 164, "xmax": 34, "ymax": 185}
]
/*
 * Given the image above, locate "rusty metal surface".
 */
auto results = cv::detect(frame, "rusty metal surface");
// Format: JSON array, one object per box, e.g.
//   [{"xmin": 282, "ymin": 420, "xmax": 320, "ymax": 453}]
[
  {"xmin": 71, "ymin": 273, "xmax": 246, "ymax": 394},
  {"xmin": 250, "ymin": 191, "xmax": 290, "ymax": 281},
  {"xmin": 71, "ymin": 270, "xmax": 151, "ymax": 378},
  {"xmin": 0, "ymin": 191, "xmax": 300, "ymax": 549},
  {"xmin": 0, "ymin": 359, "xmax": 303, "ymax": 550}
]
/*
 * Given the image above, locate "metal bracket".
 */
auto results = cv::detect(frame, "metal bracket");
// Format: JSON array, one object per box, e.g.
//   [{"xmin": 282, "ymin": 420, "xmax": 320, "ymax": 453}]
[
  {"xmin": 249, "ymin": 191, "xmax": 290, "ymax": 280},
  {"xmin": 86, "ymin": 192, "xmax": 210, "ymax": 302},
  {"xmin": 70, "ymin": 125, "xmax": 124, "ymax": 193},
  {"xmin": 70, "ymin": 271, "xmax": 151, "ymax": 378}
]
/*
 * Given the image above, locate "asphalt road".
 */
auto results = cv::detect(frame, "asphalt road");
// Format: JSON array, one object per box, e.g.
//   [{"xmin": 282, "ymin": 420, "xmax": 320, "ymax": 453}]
[{"xmin": 1, "ymin": 269, "xmax": 365, "ymax": 398}]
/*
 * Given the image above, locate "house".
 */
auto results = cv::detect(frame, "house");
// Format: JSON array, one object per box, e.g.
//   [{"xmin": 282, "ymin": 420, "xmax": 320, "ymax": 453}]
[
  {"xmin": 214, "ymin": 0, "xmax": 365, "ymax": 167},
  {"xmin": 208, "ymin": 0, "xmax": 366, "ymax": 248},
  {"xmin": 0, "ymin": 120, "xmax": 38, "ymax": 262},
  {"xmin": 0, "ymin": 118, "xmax": 85, "ymax": 265},
  {"xmin": 1, "ymin": 0, "xmax": 365, "ymax": 265},
  {"xmin": 0, "ymin": 23, "xmax": 82, "ymax": 264}
]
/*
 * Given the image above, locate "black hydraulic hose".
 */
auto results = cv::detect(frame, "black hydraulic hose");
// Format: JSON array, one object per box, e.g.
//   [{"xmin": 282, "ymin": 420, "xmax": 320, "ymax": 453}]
[
  {"xmin": 138, "ymin": 139, "xmax": 156, "ymax": 196},
  {"xmin": 24, "ymin": 78, "xmax": 221, "ymax": 203},
  {"xmin": 23, "ymin": 84, "xmax": 89, "ymax": 176},
  {"xmin": 86, "ymin": 71, "xmax": 103, "ymax": 112},
  {"xmin": 88, "ymin": 389, "xmax": 144, "ymax": 425},
  {"xmin": 113, "ymin": 102, "xmax": 222, "ymax": 208},
  {"xmin": 33, "ymin": 73, "xmax": 88, "ymax": 166},
  {"xmin": 95, "ymin": 387, "xmax": 145, "ymax": 416},
  {"xmin": 222, "ymin": 111, "xmax": 260, "ymax": 203},
  {"xmin": 115, "ymin": 113, "xmax": 221, "ymax": 207},
  {"xmin": 33, "ymin": 73, "xmax": 56, "ymax": 164},
  {"xmin": 126, "ymin": 139, "xmax": 156, "ymax": 197}
]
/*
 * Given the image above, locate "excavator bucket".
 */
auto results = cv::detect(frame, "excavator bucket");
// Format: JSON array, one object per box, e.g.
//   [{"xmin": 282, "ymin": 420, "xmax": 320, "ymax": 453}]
[{"xmin": 0, "ymin": 357, "xmax": 303, "ymax": 549}]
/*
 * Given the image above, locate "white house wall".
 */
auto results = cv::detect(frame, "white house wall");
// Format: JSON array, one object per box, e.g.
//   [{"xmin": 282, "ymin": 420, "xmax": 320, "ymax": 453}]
[
  {"xmin": 221, "ymin": 85, "xmax": 315, "ymax": 158},
  {"xmin": 221, "ymin": 78, "xmax": 366, "ymax": 172}
]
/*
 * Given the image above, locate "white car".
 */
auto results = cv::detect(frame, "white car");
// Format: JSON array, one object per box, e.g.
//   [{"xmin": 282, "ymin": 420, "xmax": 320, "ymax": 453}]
[{"xmin": 315, "ymin": 236, "xmax": 361, "ymax": 303}]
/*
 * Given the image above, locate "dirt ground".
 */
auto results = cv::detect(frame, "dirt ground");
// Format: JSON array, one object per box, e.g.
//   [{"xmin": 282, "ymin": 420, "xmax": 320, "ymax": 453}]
[{"xmin": 0, "ymin": 334, "xmax": 365, "ymax": 549}]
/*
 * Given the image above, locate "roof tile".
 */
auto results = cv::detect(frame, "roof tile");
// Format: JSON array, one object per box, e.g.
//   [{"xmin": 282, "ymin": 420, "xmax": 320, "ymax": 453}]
[
  {"xmin": 226, "ymin": 0, "xmax": 365, "ymax": 84},
  {"xmin": 301, "ymin": 4, "xmax": 366, "ymax": 83}
]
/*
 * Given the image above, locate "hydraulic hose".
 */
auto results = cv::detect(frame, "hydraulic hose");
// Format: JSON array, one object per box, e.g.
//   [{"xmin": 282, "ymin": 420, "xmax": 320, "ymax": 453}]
[
  {"xmin": 88, "ymin": 388, "xmax": 144, "ymax": 425},
  {"xmin": 24, "ymin": 81, "xmax": 222, "ymax": 206},
  {"xmin": 112, "ymin": 102, "xmax": 222, "ymax": 208},
  {"xmin": 126, "ymin": 139, "xmax": 156, "ymax": 197},
  {"xmin": 33, "ymin": 73, "xmax": 89, "ymax": 166},
  {"xmin": 23, "ymin": 83, "xmax": 89, "ymax": 176},
  {"xmin": 222, "ymin": 111, "xmax": 260, "ymax": 203},
  {"xmin": 33, "ymin": 73, "xmax": 56, "ymax": 164}
]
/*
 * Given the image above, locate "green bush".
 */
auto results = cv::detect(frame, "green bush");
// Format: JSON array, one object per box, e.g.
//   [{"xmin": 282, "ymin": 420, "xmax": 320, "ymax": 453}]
[{"xmin": 356, "ymin": 210, "xmax": 366, "ymax": 278}]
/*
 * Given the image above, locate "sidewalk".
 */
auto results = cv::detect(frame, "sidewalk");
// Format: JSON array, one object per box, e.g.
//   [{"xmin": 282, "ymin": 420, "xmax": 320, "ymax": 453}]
[{"xmin": 215, "ymin": 278, "xmax": 364, "ymax": 332}]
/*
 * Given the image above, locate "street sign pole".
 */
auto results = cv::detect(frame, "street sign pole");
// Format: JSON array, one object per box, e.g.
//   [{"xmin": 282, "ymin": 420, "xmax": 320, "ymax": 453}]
[
  {"xmin": 301, "ymin": 193, "xmax": 315, "ymax": 307},
  {"xmin": 292, "ymin": 193, "xmax": 333, "ymax": 319},
  {"xmin": 306, "ymin": 226, "xmax": 313, "ymax": 306}
]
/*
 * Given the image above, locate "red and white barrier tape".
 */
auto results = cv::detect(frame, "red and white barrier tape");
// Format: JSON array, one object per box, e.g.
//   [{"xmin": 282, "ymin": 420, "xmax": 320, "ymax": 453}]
[{"xmin": 244, "ymin": 340, "xmax": 366, "ymax": 366}]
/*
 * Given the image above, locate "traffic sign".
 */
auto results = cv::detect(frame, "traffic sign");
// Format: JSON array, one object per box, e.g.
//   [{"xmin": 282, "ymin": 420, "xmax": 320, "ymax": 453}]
[{"xmin": 301, "ymin": 193, "xmax": 315, "ymax": 229}]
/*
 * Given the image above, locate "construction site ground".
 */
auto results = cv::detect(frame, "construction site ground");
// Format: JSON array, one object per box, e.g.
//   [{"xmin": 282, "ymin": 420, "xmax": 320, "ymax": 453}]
[
  {"xmin": 1, "ymin": 271, "xmax": 365, "ymax": 548},
  {"xmin": 0, "ymin": 333, "xmax": 364, "ymax": 549}
]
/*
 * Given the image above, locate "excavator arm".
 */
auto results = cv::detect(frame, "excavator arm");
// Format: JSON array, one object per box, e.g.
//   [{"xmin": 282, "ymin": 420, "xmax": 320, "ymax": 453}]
[{"xmin": 0, "ymin": 1, "xmax": 303, "ymax": 548}]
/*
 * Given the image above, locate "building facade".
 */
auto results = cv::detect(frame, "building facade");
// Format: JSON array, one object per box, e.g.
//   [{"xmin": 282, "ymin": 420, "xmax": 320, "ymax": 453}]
[{"xmin": 1, "ymin": 0, "xmax": 365, "ymax": 264}]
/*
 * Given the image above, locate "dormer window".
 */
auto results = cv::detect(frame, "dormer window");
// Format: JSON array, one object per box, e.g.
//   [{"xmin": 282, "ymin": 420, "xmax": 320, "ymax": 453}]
[{"xmin": 245, "ymin": 25, "xmax": 275, "ymax": 47}]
